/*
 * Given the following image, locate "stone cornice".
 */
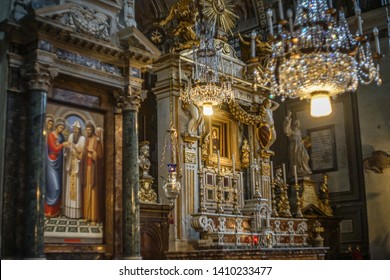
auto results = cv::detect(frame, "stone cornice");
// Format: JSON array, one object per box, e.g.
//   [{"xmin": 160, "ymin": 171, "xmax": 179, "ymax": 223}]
[
  {"xmin": 35, "ymin": 16, "xmax": 124, "ymax": 59},
  {"xmin": 119, "ymin": 26, "xmax": 161, "ymax": 66}
]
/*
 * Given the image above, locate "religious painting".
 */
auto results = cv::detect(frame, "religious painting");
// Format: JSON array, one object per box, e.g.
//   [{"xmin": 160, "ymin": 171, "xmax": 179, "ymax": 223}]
[
  {"xmin": 211, "ymin": 122, "xmax": 229, "ymax": 157},
  {"xmin": 307, "ymin": 125, "xmax": 337, "ymax": 173},
  {"xmin": 211, "ymin": 125, "xmax": 221, "ymax": 154},
  {"xmin": 207, "ymin": 110, "xmax": 239, "ymax": 172},
  {"xmin": 44, "ymin": 97, "xmax": 104, "ymax": 244}
]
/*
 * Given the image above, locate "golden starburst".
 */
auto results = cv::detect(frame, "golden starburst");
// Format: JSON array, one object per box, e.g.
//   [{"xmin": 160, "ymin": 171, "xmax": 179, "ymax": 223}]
[{"xmin": 201, "ymin": 0, "xmax": 238, "ymax": 34}]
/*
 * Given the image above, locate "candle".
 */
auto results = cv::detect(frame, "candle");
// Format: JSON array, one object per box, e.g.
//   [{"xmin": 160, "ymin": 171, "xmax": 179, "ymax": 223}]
[
  {"xmin": 198, "ymin": 146, "xmax": 202, "ymax": 171},
  {"xmin": 250, "ymin": 31, "xmax": 257, "ymax": 58},
  {"xmin": 230, "ymin": 61, "xmax": 234, "ymax": 82},
  {"xmin": 387, "ymin": 8, "xmax": 390, "ymax": 48},
  {"xmin": 266, "ymin": 9, "xmax": 274, "ymax": 36},
  {"xmin": 328, "ymin": 0, "xmax": 333, "ymax": 9},
  {"xmin": 287, "ymin": 9, "xmax": 294, "ymax": 33},
  {"xmin": 282, "ymin": 163, "xmax": 286, "ymax": 182},
  {"xmin": 232, "ymin": 154, "xmax": 235, "ymax": 174},
  {"xmin": 252, "ymin": 159, "xmax": 256, "ymax": 187},
  {"xmin": 270, "ymin": 161, "xmax": 274, "ymax": 182},
  {"xmin": 217, "ymin": 150, "xmax": 221, "ymax": 173},
  {"xmin": 278, "ymin": 0, "xmax": 284, "ymax": 21},
  {"xmin": 179, "ymin": 56, "xmax": 182, "ymax": 85},
  {"xmin": 294, "ymin": 165, "xmax": 298, "ymax": 185},
  {"xmin": 355, "ymin": 7, "xmax": 363, "ymax": 35},
  {"xmin": 373, "ymin": 27, "xmax": 381, "ymax": 54}
]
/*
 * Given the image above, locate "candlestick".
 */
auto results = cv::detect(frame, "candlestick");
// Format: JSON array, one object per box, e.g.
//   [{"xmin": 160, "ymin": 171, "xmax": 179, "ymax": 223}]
[
  {"xmin": 278, "ymin": 0, "xmax": 284, "ymax": 21},
  {"xmin": 217, "ymin": 150, "xmax": 220, "ymax": 173},
  {"xmin": 294, "ymin": 165, "xmax": 298, "ymax": 185},
  {"xmin": 266, "ymin": 9, "xmax": 274, "ymax": 36},
  {"xmin": 270, "ymin": 161, "xmax": 274, "ymax": 182},
  {"xmin": 282, "ymin": 163, "xmax": 286, "ymax": 182}
]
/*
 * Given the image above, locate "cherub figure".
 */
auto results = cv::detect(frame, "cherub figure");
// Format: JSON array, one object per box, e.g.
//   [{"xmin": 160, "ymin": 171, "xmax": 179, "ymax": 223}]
[{"xmin": 157, "ymin": 0, "xmax": 198, "ymax": 51}]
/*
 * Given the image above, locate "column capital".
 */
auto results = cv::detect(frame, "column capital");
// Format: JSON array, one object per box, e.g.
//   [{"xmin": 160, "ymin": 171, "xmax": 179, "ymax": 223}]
[
  {"xmin": 114, "ymin": 86, "xmax": 146, "ymax": 113},
  {"xmin": 21, "ymin": 61, "xmax": 58, "ymax": 92}
]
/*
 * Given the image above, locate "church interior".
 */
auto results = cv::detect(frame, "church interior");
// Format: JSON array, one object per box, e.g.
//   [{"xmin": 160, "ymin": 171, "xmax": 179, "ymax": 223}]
[{"xmin": 0, "ymin": 0, "xmax": 389, "ymax": 260}]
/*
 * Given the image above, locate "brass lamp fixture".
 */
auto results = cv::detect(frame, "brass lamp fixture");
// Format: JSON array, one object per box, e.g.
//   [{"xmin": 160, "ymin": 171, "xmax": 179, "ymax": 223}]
[
  {"xmin": 257, "ymin": 0, "xmax": 382, "ymax": 117},
  {"xmin": 161, "ymin": 75, "xmax": 182, "ymax": 207}
]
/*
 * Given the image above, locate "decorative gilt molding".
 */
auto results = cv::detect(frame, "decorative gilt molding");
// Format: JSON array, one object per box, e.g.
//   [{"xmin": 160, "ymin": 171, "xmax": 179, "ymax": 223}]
[
  {"xmin": 184, "ymin": 152, "xmax": 196, "ymax": 164},
  {"xmin": 21, "ymin": 61, "xmax": 58, "ymax": 91},
  {"xmin": 228, "ymin": 99, "xmax": 264, "ymax": 125},
  {"xmin": 139, "ymin": 178, "xmax": 157, "ymax": 203}
]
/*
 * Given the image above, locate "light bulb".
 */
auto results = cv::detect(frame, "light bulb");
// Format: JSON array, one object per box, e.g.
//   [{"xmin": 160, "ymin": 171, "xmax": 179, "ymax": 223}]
[
  {"xmin": 202, "ymin": 102, "xmax": 213, "ymax": 115},
  {"xmin": 310, "ymin": 93, "xmax": 332, "ymax": 117}
]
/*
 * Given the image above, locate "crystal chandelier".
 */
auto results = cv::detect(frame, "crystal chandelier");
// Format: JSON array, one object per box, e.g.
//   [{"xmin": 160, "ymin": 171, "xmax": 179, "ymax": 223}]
[
  {"xmin": 181, "ymin": 11, "xmax": 234, "ymax": 116},
  {"xmin": 258, "ymin": 0, "xmax": 382, "ymax": 117}
]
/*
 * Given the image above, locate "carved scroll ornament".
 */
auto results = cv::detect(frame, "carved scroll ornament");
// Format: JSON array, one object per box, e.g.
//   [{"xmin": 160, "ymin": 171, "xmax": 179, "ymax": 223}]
[
  {"xmin": 364, "ymin": 150, "xmax": 390, "ymax": 174},
  {"xmin": 56, "ymin": 5, "xmax": 110, "ymax": 41}
]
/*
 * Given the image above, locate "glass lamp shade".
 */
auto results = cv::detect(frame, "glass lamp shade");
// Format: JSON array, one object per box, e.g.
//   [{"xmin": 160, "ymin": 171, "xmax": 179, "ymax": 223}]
[
  {"xmin": 202, "ymin": 102, "xmax": 213, "ymax": 115},
  {"xmin": 310, "ymin": 93, "xmax": 332, "ymax": 117}
]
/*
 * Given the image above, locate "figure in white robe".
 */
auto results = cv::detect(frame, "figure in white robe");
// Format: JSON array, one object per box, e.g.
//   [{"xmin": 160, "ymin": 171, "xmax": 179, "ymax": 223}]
[{"xmin": 64, "ymin": 121, "xmax": 85, "ymax": 219}]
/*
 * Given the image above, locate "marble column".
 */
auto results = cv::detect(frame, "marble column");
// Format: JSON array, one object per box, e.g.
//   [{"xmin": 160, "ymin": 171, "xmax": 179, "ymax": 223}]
[
  {"xmin": 1, "ymin": 89, "xmax": 23, "ymax": 258},
  {"xmin": 120, "ymin": 87, "xmax": 142, "ymax": 259},
  {"xmin": 22, "ymin": 62, "xmax": 55, "ymax": 259}
]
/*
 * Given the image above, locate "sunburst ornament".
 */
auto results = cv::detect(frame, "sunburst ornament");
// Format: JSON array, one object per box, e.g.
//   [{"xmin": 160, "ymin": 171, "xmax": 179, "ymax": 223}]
[{"xmin": 201, "ymin": 0, "xmax": 238, "ymax": 34}]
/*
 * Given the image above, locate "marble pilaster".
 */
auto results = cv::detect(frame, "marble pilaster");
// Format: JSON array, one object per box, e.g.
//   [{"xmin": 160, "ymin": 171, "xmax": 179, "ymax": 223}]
[{"xmin": 119, "ymin": 88, "xmax": 142, "ymax": 259}]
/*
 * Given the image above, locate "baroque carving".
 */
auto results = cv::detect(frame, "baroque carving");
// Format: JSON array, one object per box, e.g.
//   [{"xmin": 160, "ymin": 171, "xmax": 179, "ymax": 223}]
[
  {"xmin": 21, "ymin": 61, "xmax": 58, "ymax": 91},
  {"xmin": 228, "ymin": 98, "xmax": 264, "ymax": 125},
  {"xmin": 201, "ymin": 132, "xmax": 210, "ymax": 162},
  {"xmin": 156, "ymin": 0, "xmax": 198, "ymax": 51},
  {"xmin": 54, "ymin": 5, "xmax": 110, "ymax": 41},
  {"xmin": 139, "ymin": 141, "xmax": 152, "ymax": 177},
  {"xmin": 117, "ymin": 0, "xmax": 137, "ymax": 29},
  {"xmin": 183, "ymin": 102, "xmax": 204, "ymax": 137},
  {"xmin": 241, "ymin": 138, "xmax": 250, "ymax": 168},
  {"xmin": 114, "ymin": 87, "xmax": 142, "ymax": 112},
  {"xmin": 364, "ymin": 150, "xmax": 390, "ymax": 174},
  {"xmin": 184, "ymin": 152, "xmax": 196, "ymax": 164}
]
